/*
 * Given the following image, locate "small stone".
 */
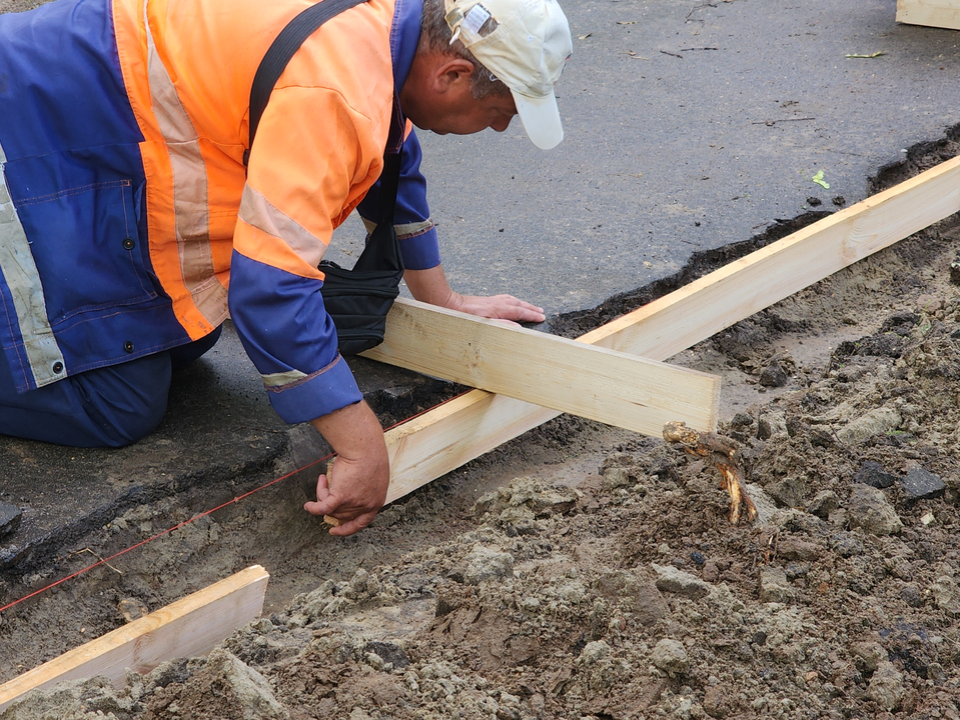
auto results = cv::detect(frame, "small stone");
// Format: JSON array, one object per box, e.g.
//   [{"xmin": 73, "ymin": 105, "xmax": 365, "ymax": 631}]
[
  {"xmin": 836, "ymin": 365, "xmax": 864, "ymax": 383},
  {"xmin": 202, "ymin": 649, "xmax": 289, "ymax": 719},
  {"xmin": 851, "ymin": 641, "xmax": 886, "ymax": 673},
  {"xmin": 473, "ymin": 478, "xmax": 578, "ymax": 519},
  {"xmin": 765, "ymin": 477, "xmax": 806, "ymax": 508},
  {"xmin": 900, "ymin": 583, "xmax": 922, "ymax": 607},
  {"xmin": 784, "ymin": 562, "xmax": 810, "ymax": 580},
  {"xmin": 595, "ymin": 571, "xmax": 668, "ymax": 626},
  {"xmin": 846, "ymin": 485, "xmax": 903, "ymax": 536},
  {"xmin": 577, "ymin": 640, "xmax": 611, "ymax": 666},
  {"xmin": 926, "ymin": 662, "xmax": 946, "ymax": 683},
  {"xmin": 651, "ymin": 638, "xmax": 689, "ymax": 676},
  {"xmin": 759, "ymin": 361, "xmax": 788, "ymax": 388},
  {"xmin": 602, "ymin": 467, "xmax": 632, "ymax": 491},
  {"xmin": 921, "ymin": 512, "xmax": 936, "ymax": 525},
  {"xmin": 756, "ymin": 418, "xmax": 774, "ymax": 440},
  {"xmin": 777, "ymin": 537, "xmax": 821, "ymax": 561},
  {"xmin": 758, "ymin": 566, "xmax": 794, "ymax": 603},
  {"xmin": 0, "ymin": 501, "xmax": 22, "ymax": 537},
  {"xmin": 836, "ymin": 407, "xmax": 902, "ymax": 445},
  {"xmin": 701, "ymin": 561, "xmax": 719, "ymax": 583},
  {"xmin": 758, "ymin": 410, "xmax": 787, "ymax": 439},
  {"xmin": 806, "ymin": 490, "xmax": 840, "ymax": 519},
  {"xmin": 931, "ymin": 576, "xmax": 960, "ymax": 617},
  {"xmin": 363, "ymin": 641, "xmax": 410, "ymax": 669},
  {"xmin": 117, "ymin": 598, "xmax": 148, "ymax": 623},
  {"xmin": 703, "ymin": 685, "xmax": 737, "ymax": 718},
  {"xmin": 830, "ymin": 532, "xmax": 864, "ymax": 557},
  {"xmin": 652, "ymin": 564, "xmax": 710, "ymax": 599},
  {"xmin": 865, "ymin": 661, "xmax": 904, "ymax": 711},
  {"xmin": 363, "ymin": 652, "xmax": 387, "ymax": 671},
  {"xmin": 853, "ymin": 461, "xmax": 899, "ymax": 489},
  {"xmin": 900, "ymin": 467, "xmax": 946, "ymax": 500},
  {"xmin": 730, "ymin": 412, "xmax": 754, "ymax": 429},
  {"xmin": 463, "ymin": 546, "xmax": 514, "ymax": 585}
]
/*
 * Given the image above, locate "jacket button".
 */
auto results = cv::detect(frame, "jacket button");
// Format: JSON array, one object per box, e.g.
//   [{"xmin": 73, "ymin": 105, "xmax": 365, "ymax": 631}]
[
  {"xmin": 122, "ymin": 237, "xmax": 135, "ymax": 250},
  {"xmin": 124, "ymin": 341, "xmax": 134, "ymax": 353},
  {"xmin": 52, "ymin": 361, "xmax": 64, "ymax": 374}
]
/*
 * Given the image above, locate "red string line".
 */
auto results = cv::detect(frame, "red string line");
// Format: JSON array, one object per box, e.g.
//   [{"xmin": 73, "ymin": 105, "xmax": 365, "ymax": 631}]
[
  {"xmin": 0, "ymin": 389, "xmax": 472, "ymax": 616},
  {"xmin": 0, "ymin": 456, "xmax": 329, "ymax": 616}
]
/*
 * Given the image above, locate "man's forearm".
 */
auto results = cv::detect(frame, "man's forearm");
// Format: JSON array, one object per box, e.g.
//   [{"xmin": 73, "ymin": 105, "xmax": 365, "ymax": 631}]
[{"xmin": 403, "ymin": 265, "xmax": 456, "ymax": 307}]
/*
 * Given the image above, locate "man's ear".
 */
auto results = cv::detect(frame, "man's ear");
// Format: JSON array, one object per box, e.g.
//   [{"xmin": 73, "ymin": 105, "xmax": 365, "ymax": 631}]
[{"xmin": 433, "ymin": 57, "xmax": 475, "ymax": 93}]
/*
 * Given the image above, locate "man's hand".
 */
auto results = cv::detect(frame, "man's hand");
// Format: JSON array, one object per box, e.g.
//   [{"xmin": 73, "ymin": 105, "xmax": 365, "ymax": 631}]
[
  {"xmin": 446, "ymin": 292, "xmax": 544, "ymax": 324},
  {"xmin": 404, "ymin": 265, "xmax": 546, "ymax": 324},
  {"xmin": 306, "ymin": 400, "xmax": 389, "ymax": 536}
]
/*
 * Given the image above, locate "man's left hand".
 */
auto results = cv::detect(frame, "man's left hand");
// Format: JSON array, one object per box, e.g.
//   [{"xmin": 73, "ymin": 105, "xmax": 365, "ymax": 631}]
[{"xmin": 448, "ymin": 292, "xmax": 544, "ymax": 323}]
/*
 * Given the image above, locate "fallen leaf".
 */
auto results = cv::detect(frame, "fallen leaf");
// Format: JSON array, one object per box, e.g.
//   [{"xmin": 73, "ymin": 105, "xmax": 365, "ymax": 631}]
[
  {"xmin": 845, "ymin": 51, "xmax": 885, "ymax": 58},
  {"xmin": 811, "ymin": 170, "xmax": 830, "ymax": 189},
  {"xmin": 577, "ymin": 32, "xmax": 592, "ymax": 39},
  {"xmin": 617, "ymin": 20, "xmax": 639, "ymax": 25}
]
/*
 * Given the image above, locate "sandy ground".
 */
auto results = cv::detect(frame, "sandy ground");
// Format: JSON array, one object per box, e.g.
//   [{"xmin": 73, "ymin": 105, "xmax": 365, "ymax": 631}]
[{"xmin": 2, "ymin": 127, "xmax": 960, "ymax": 720}]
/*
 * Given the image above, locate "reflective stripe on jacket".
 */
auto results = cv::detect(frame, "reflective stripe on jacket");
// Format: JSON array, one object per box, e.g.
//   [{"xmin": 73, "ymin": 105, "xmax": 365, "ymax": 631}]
[{"xmin": 0, "ymin": 0, "xmax": 438, "ymax": 423}]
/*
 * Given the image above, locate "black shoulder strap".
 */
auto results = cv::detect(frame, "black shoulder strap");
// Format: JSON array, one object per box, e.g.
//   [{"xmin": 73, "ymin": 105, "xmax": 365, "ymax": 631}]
[
  {"xmin": 245, "ymin": 0, "xmax": 369, "ymax": 165},
  {"xmin": 350, "ymin": 150, "xmax": 403, "ymax": 272}
]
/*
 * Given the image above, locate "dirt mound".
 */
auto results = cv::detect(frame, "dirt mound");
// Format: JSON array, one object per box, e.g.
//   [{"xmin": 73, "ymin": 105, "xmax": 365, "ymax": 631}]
[{"xmin": 6, "ymin": 406, "xmax": 958, "ymax": 720}]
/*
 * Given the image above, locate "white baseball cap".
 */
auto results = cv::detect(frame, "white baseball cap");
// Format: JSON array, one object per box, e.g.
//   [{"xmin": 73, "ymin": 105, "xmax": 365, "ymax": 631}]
[{"xmin": 444, "ymin": 0, "xmax": 572, "ymax": 149}]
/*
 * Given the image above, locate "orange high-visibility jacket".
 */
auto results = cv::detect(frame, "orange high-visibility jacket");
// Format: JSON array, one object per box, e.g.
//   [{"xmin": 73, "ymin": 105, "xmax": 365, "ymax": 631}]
[{"xmin": 0, "ymin": 0, "xmax": 436, "ymax": 422}]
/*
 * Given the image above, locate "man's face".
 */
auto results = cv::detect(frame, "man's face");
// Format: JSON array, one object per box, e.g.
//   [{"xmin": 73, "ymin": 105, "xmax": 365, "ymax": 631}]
[
  {"xmin": 413, "ymin": 87, "xmax": 517, "ymax": 136},
  {"xmin": 400, "ymin": 53, "xmax": 518, "ymax": 136}
]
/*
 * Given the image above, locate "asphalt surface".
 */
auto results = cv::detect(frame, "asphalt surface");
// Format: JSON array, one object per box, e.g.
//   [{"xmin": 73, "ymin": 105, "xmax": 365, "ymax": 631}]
[
  {"xmin": 401, "ymin": 0, "xmax": 960, "ymax": 311},
  {"xmin": 2, "ymin": 0, "xmax": 960, "ymax": 578}
]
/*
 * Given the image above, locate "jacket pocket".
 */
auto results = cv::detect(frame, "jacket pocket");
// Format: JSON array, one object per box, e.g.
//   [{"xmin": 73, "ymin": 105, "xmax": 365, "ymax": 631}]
[{"xmin": 8, "ymin": 169, "xmax": 156, "ymax": 329}]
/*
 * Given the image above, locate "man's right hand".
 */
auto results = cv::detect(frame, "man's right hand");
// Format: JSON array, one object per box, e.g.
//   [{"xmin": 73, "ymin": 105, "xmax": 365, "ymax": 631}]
[{"xmin": 305, "ymin": 400, "xmax": 390, "ymax": 536}]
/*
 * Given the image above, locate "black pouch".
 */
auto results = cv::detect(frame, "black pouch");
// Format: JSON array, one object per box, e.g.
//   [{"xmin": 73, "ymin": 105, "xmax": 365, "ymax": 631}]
[
  {"xmin": 318, "ymin": 150, "xmax": 403, "ymax": 355},
  {"xmin": 316, "ymin": 263, "xmax": 402, "ymax": 355},
  {"xmin": 245, "ymin": 0, "xmax": 404, "ymax": 356}
]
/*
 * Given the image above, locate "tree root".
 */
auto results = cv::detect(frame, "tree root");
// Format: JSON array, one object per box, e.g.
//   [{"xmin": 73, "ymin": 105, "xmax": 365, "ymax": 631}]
[{"xmin": 663, "ymin": 421, "xmax": 758, "ymax": 525}]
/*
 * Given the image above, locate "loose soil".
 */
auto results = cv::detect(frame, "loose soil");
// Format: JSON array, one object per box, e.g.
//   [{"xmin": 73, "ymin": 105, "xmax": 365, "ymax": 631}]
[{"xmin": 3, "ymin": 140, "xmax": 960, "ymax": 719}]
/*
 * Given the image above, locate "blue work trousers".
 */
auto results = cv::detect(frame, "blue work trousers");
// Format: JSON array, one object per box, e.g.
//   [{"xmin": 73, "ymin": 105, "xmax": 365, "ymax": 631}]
[{"xmin": 0, "ymin": 328, "xmax": 221, "ymax": 448}]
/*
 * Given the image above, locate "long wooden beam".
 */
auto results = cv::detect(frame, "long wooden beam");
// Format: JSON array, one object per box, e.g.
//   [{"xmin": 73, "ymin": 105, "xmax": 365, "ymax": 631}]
[
  {"xmin": 896, "ymin": 0, "xmax": 960, "ymax": 30},
  {"xmin": 364, "ymin": 298, "xmax": 720, "ymax": 438},
  {"xmin": 0, "ymin": 565, "xmax": 269, "ymax": 712},
  {"xmin": 380, "ymin": 154, "xmax": 960, "ymax": 504}
]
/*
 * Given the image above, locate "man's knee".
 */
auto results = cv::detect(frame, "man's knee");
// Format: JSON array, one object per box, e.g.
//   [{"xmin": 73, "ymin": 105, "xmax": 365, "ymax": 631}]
[
  {"xmin": 0, "ymin": 356, "xmax": 171, "ymax": 448},
  {"xmin": 74, "ymin": 353, "xmax": 173, "ymax": 447}
]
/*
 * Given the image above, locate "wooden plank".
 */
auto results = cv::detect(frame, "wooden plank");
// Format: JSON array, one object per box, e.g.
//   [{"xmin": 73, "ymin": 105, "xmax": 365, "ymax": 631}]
[
  {"xmin": 382, "ymin": 154, "xmax": 960, "ymax": 505},
  {"xmin": 0, "ymin": 565, "xmax": 269, "ymax": 712},
  {"xmin": 576, "ymin": 154, "xmax": 960, "ymax": 357},
  {"xmin": 364, "ymin": 298, "xmax": 720, "ymax": 438},
  {"xmin": 897, "ymin": 0, "xmax": 960, "ymax": 30}
]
